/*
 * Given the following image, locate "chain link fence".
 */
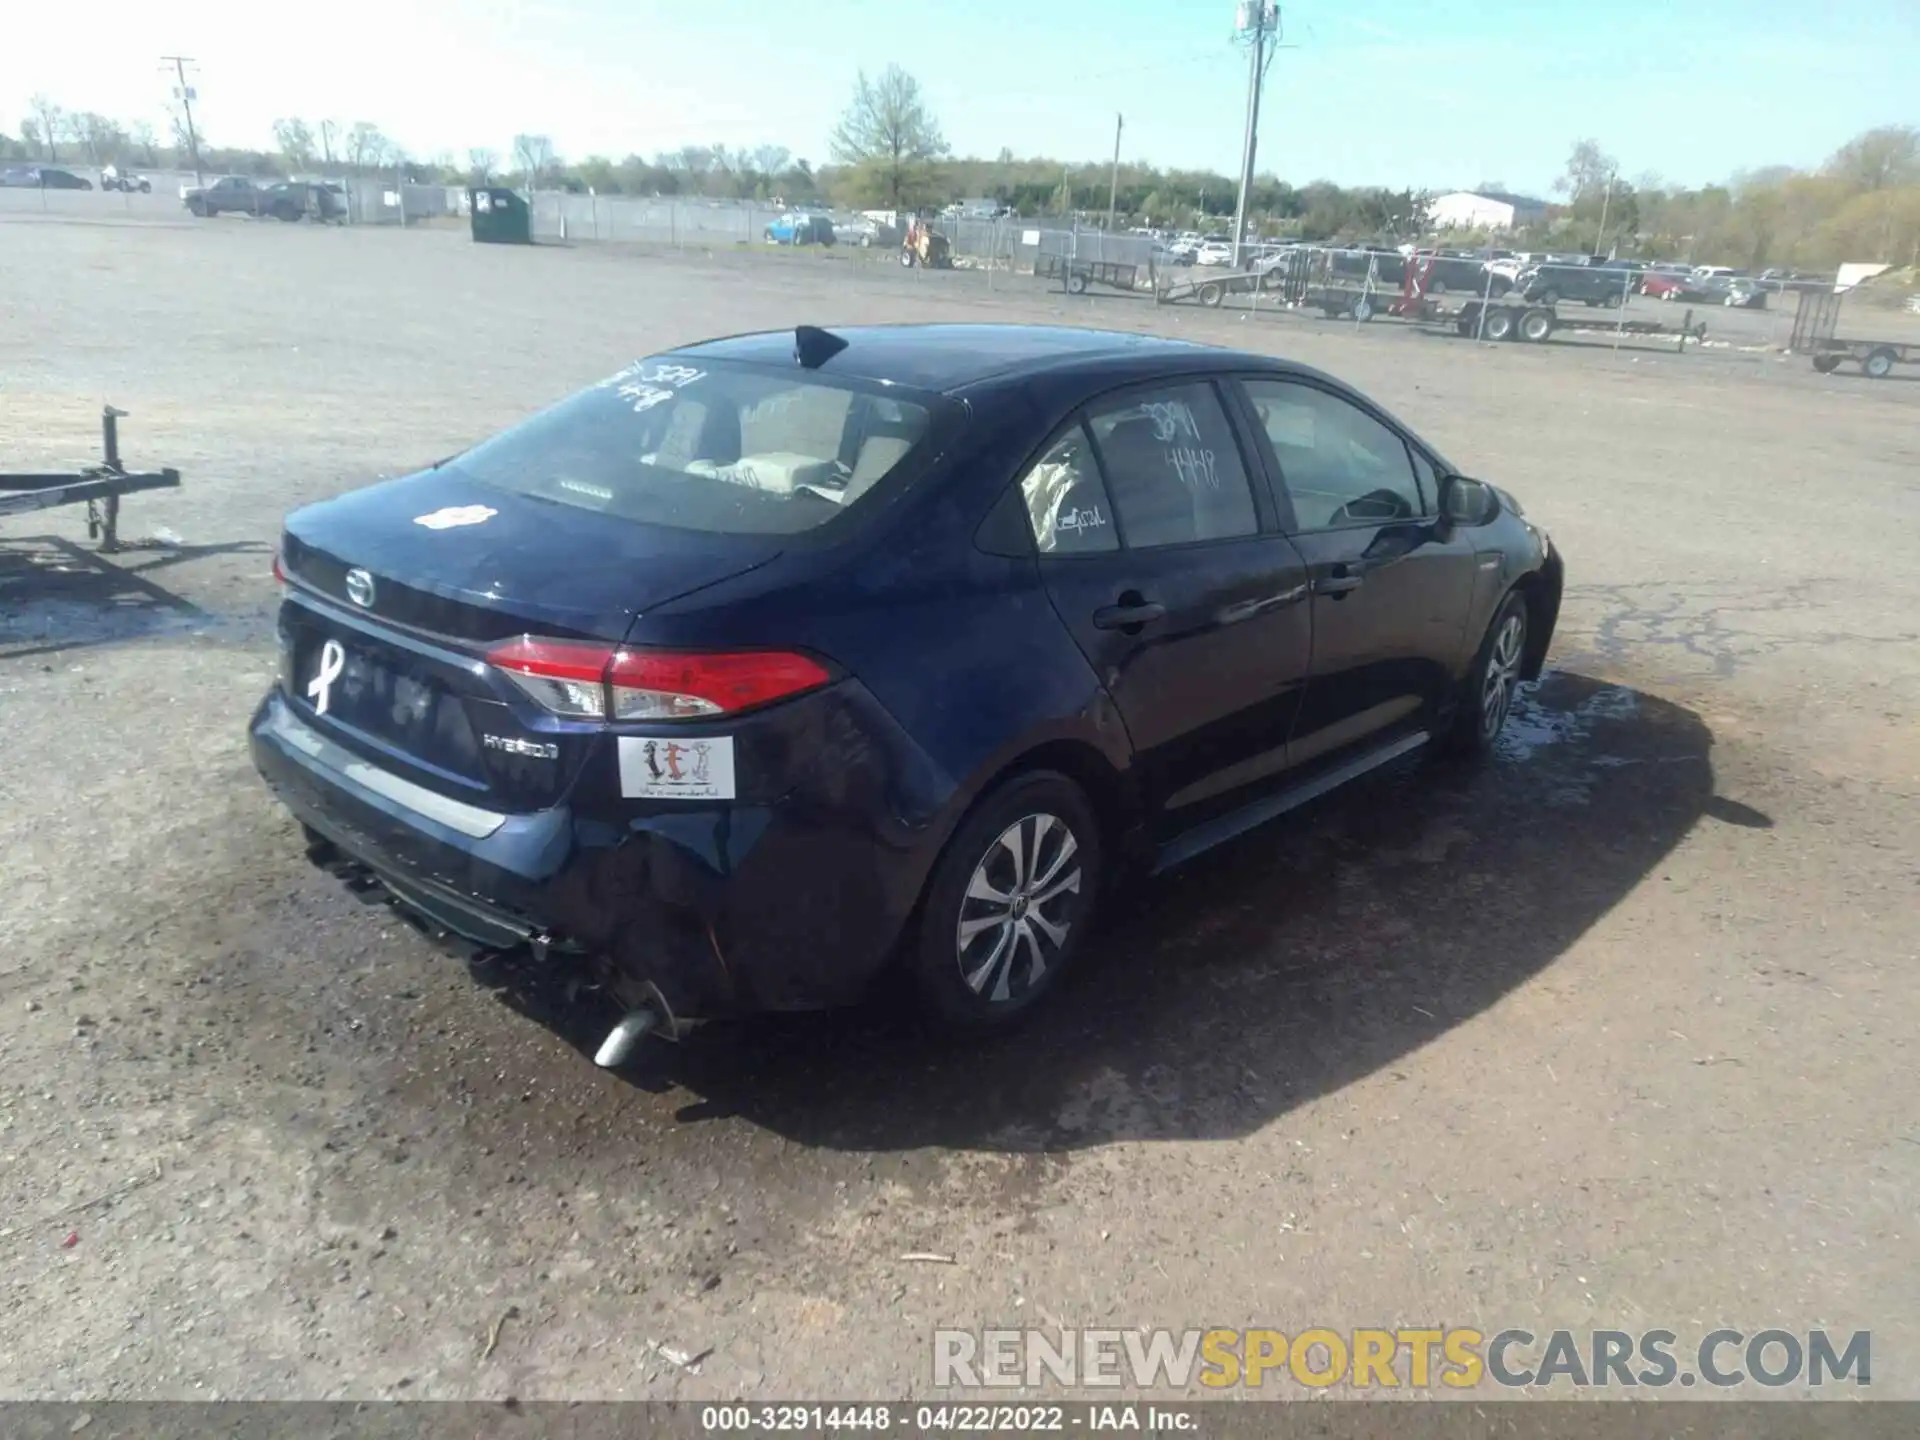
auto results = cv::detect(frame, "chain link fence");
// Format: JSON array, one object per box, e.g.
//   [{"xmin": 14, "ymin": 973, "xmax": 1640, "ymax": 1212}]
[{"xmin": 10, "ymin": 172, "xmax": 1910, "ymax": 379}]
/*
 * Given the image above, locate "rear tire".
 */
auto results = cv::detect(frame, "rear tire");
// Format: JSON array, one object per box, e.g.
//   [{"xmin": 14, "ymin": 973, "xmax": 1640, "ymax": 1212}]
[
  {"xmin": 1519, "ymin": 308, "xmax": 1553, "ymax": 342},
  {"xmin": 908, "ymin": 771, "xmax": 1103, "ymax": 1033},
  {"xmin": 1812, "ymin": 354, "xmax": 1840, "ymax": 374},
  {"xmin": 1481, "ymin": 307, "xmax": 1515, "ymax": 341},
  {"xmin": 1441, "ymin": 592, "xmax": 1530, "ymax": 758},
  {"xmin": 1199, "ymin": 280, "xmax": 1223, "ymax": 307},
  {"xmin": 1864, "ymin": 347, "xmax": 1896, "ymax": 379},
  {"xmin": 1068, "ymin": 271, "xmax": 1090, "ymax": 295}
]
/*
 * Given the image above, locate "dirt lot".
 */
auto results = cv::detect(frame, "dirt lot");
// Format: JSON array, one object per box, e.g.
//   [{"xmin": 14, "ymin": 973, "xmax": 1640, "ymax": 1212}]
[{"xmin": 2, "ymin": 217, "xmax": 1917, "ymax": 1403}]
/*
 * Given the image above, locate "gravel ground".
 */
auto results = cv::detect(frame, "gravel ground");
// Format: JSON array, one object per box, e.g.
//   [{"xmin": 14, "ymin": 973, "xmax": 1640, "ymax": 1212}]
[{"xmin": 1, "ymin": 218, "xmax": 1916, "ymax": 1403}]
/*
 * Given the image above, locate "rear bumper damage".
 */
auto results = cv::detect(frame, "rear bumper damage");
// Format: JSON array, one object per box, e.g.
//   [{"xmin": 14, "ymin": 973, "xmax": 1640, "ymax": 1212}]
[{"xmin": 248, "ymin": 683, "xmax": 952, "ymax": 1033}]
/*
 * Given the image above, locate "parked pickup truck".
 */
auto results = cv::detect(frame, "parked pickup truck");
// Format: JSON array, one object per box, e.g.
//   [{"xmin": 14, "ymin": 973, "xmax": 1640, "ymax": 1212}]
[{"xmin": 183, "ymin": 176, "xmax": 270, "ymax": 217}]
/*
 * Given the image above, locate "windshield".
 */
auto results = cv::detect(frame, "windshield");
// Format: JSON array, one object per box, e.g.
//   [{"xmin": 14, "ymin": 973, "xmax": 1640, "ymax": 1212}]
[{"xmin": 451, "ymin": 359, "xmax": 937, "ymax": 535}]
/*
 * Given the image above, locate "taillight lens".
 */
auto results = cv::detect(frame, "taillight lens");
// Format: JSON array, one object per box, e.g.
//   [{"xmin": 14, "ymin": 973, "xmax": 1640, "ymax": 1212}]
[
  {"xmin": 488, "ymin": 638, "xmax": 616, "ymax": 719},
  {"xmin": 486, "ymin": 639, "xmax": 830, "ymax": 722},
  {"xmin": 272, "ymin": 553, "xmax": 287, "ymax": 588}
]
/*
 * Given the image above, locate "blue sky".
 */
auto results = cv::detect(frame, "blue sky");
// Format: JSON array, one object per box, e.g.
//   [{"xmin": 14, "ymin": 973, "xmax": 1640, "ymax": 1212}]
[{"xmin": 4, "ymin": 0, "xmax": 1914, "ymax": 192}]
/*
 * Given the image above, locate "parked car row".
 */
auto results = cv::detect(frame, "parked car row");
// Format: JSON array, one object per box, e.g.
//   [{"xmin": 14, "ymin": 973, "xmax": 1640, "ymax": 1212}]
[
  {"xmin": 762, "ymin": 211, "xmax": 897, "ymax": 248},
  {"xmin": 2, "ymin": 164, "xmax": 165, "ymax": 191},
  {"xmin": 1637, "ymin": 264, "xmax": 1830, "ymax": 308}
]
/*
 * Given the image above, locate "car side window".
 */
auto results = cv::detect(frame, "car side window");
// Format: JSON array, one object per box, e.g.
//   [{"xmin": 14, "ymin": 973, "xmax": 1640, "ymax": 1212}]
[
  {"xmin": 1241, "ymin": 380, "xmax": 1423, "ymax": 531},
  {"xmin": 1020, "ymin": 425, "xmax": 1118, "ymax": 555},
  {"xmin": 1083, "ymin": 382, "xmax": 1258, "ymax": 547}
]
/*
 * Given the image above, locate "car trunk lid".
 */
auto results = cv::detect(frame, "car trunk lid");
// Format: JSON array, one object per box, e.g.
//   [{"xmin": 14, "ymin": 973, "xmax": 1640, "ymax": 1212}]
[{"xmin": 277, "ymin": 470, "xmax": 781, "ymax": 811}]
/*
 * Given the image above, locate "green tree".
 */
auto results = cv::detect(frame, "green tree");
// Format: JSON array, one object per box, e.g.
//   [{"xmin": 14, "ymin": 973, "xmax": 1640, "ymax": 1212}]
[
  {"xmin": 829, "ymin": 65, "xmax": 948, "ymax": 208},
  {"xmin": 1823, "ymin": 125, "xmax": 1919, "ymax": 192}
]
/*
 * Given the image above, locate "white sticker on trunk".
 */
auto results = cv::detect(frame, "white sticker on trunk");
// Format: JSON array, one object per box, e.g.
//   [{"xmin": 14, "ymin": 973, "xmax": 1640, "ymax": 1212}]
[
  {"xmin": 618, "ymin": 735, "xmax": 736, "ymax": 800},
  {"xmin": 413, "ymin": 504, "xmax": 497, "ymax": 530}
]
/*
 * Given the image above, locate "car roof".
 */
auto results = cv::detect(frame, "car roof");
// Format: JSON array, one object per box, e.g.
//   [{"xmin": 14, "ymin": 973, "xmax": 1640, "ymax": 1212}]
[{"xmin": 668, "ymin": 324, "xmax": 1264, "ymax": 393}]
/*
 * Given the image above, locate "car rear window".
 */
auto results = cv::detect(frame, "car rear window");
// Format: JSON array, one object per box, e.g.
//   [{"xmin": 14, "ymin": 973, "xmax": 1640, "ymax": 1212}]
[{"xmin": 450, "ymin": 359, "xmax": 936, "ymax": 535}]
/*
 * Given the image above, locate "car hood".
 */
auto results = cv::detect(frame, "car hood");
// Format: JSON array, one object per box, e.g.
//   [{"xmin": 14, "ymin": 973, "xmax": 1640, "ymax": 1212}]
[{"xmin": 281, "ymin": 468, "xmax": 782, "ymax": 643}]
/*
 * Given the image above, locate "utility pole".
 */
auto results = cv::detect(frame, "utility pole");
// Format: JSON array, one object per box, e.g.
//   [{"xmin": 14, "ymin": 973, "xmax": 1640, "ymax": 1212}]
[
  {"xmin": 161, "ymin": 55, "xmax": 204, "ymax": 186},
  {"xmin": 1231, "ymin": 0, "xmax": 1278, "ymax": 267},
  {"xmin": 1106, "ymin": 113, "xmax": 1123, "ymax": 232}
]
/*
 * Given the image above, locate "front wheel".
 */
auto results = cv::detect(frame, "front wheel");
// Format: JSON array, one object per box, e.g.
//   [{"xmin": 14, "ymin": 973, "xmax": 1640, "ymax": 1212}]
[
  {"xmin": 909, "ymin": 772, "xmax": 1103, "ymax": 1032},
  {"xmin": 1442, "ymin": 592, "xmax": 1530, "ymax": 757}
]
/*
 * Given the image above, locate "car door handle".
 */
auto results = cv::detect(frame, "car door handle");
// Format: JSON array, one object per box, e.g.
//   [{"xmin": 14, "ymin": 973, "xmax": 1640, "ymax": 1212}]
[
  {"xmin": 1313, "ymin": 573, "xmax": 1365, "ymax": 597},
  {"xmin": 1093, "ymin": 599, "xmax": 1167, "ymax": 630}
]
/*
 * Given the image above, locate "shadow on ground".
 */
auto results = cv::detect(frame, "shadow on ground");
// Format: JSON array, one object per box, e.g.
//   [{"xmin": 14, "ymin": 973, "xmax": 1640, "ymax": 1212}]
[
  {"xmin": 0, "ymin": 534, "xmax": 268, "ymax": 660},
  {"xmin": 491, "ymin": 668, "xmax": 1727, "ymax": 1153}
]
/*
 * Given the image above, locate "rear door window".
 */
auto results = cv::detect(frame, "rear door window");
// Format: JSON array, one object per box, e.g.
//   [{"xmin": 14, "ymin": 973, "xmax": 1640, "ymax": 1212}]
[
  {"xmin": 453, "ymin": 360, "xmax": 939, "ymax": 535},
  {"xmin": 1083, "ymin": 383, "xmax": 1259, "ymax": 547}
]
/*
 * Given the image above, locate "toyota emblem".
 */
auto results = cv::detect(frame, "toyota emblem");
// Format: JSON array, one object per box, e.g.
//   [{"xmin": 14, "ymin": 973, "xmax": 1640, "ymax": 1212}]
[{"xmin": 344, "ymin": 568, "xmax": 376, "ymax": 608}]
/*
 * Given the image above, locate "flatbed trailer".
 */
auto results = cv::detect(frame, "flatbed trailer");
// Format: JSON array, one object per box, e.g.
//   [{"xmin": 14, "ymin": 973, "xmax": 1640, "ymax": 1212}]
[
  {"xmin": 1791, "ymin": 289, "xmax": 1914, "ymax": 377},
  {"xmin": 0, "ymin": 407, "xmax": 181, "ymax": 552},
  {"xmin": 1153, "ymin": 266, "xmax": 1264, "ymax": 306},
  {"xmin": 1393, "ymin": 256, "xmax": 1707, "ymax": 346},
  {"xmin": 1155, "ymin": 261, "xmax": 1384, "ymax": 318},
  {"xmin": 1424, "ymin": 296, "xmax": 1707, "ymax": 345},
  {"xmin": 1036, "ymin": 250, "xmax": 1141, "ymax": 295}
]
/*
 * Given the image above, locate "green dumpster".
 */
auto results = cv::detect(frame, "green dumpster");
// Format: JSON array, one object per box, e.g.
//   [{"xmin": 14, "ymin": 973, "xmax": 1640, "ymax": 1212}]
[{"xmin": 469, "ymin": 186, "xmax": 532, "ymax": 245}]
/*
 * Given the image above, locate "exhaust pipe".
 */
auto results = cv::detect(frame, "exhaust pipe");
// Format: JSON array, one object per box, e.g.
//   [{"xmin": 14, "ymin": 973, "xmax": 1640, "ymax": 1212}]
[{"xmin": 594, "ymin": 1008, "xmax": 659, "ymax": 1069}]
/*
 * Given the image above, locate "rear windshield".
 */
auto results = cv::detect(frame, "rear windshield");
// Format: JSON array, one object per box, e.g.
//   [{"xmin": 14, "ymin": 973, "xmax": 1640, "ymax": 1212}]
[{"xmin": 451, "ymin": 359, "xmax": 936, "ymax": 535}]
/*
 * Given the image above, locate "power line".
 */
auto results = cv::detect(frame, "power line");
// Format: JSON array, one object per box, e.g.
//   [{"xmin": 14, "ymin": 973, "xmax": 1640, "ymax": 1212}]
[{"xmin": 160, "ymin": 55, "xmax": 204, "ymax": 186}]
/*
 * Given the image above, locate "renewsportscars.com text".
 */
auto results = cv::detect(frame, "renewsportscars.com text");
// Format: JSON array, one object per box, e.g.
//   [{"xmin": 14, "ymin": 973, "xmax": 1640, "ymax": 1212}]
[{"xmin": 933, "ymin": 1327, "xmax": 1871, "ymax": 1391}]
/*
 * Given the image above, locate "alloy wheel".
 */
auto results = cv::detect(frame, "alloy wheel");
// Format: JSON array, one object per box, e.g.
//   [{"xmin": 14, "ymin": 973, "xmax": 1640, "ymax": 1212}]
[
  {"xmin": 1481, "ymin": 611, "xmax": 1526, "ymax": 739},
  {"xmin": 955, "ymin": 812, "xmax": 1083, "ymax": 1004}
]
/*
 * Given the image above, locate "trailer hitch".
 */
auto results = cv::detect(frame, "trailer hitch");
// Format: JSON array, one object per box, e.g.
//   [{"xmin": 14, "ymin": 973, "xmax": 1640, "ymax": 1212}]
[{"xmin": 1, "ymin": 405, "xmax": 182, "ymax": 553}]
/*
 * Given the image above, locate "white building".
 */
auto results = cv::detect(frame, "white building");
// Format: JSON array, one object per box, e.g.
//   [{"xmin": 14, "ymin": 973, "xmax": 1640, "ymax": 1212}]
[{"xmin": 1429, "ymin": 190, "xmax": 1548, "ymax": 231}]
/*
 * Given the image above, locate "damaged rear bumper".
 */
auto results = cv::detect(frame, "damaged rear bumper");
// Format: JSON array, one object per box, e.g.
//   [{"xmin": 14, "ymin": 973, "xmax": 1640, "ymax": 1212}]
[{"xmin": 248, "ymin": 686, "xmax": 950, "ymax": 1019}]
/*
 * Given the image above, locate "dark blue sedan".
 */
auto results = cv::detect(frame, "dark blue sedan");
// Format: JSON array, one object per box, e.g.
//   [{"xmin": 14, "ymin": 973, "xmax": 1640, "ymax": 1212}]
[{"xmin": 252, "ymin": 324, "xmax": 1562, "ymax": 1064}]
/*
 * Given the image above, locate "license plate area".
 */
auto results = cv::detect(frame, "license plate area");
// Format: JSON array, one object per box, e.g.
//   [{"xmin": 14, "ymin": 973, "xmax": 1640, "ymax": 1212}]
[{"xmin": 291, "ymin": 624, "xmax": 486, "ymax": 782}]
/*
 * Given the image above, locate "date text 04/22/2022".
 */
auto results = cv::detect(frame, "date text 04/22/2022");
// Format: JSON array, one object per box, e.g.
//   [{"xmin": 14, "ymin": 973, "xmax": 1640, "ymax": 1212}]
[{"xmin": 698, "ymin": 1404, "xmax": 1198, "ymax": 1432}]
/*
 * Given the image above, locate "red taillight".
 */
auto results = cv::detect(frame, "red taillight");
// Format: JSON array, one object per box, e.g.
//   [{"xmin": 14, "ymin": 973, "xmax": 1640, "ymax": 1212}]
[
  {"xmin": 485, "ymin": 639, "xmax": 830, "ymax": 722},
  {"xmin": 272, "ymin": 553, "xmax": 287, "ymax": 587}
]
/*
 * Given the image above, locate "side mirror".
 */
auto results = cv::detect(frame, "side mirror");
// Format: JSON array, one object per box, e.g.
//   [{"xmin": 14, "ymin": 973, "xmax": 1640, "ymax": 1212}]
[{"xmin": 1440, "ymin": 474, "xmax": 1501, "ymax": 527}]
